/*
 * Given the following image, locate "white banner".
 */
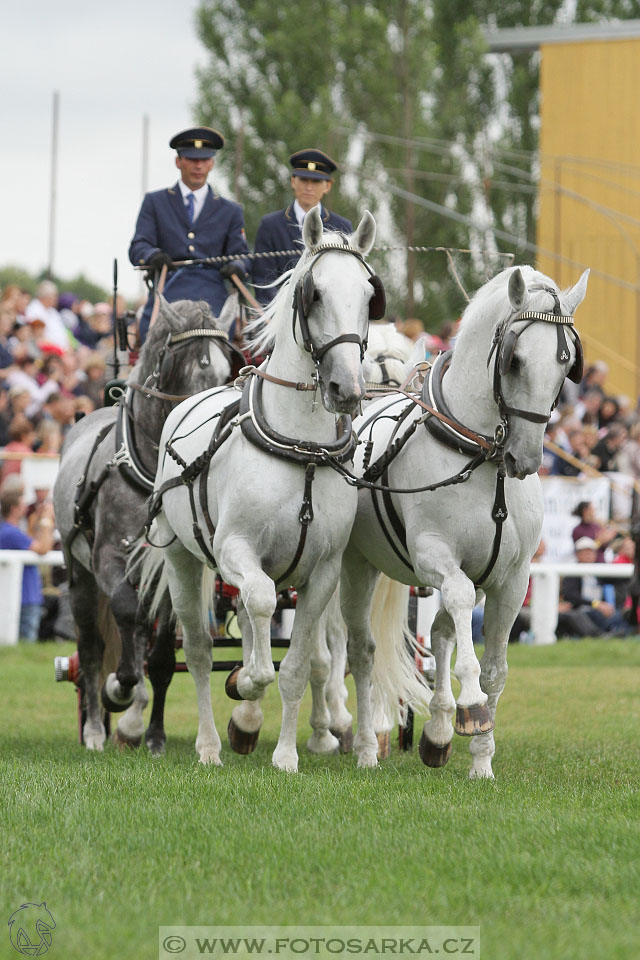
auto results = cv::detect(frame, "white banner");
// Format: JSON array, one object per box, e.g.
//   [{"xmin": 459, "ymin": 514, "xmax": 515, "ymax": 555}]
[{"xmin": 540, "ymin": 475, "xmax": 611, "ymax": 562}]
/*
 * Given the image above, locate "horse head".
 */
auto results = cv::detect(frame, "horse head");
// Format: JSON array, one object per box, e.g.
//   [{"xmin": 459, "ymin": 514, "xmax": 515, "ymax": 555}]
[
  {"xmin": 294, "ymin": 206, "xmax": 384, "ymax": 414},
  {"xmin": 135, "ymin": 295, "xmax": 233, "ymax": 398},
  {"xmin": 495, "ymin": 266, "xmax": 589, "ymax": 478}
]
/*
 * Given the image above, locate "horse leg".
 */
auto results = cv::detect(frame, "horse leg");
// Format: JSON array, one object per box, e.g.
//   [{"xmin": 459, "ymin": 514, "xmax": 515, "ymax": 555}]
[
  {"xmin": 273, "ymin": 565, "xmax": 341, "ymax": 772},
  {"xmin": 324, "ymin": 590, "xmax": 353, "ymax": 752},
  {"xmin": 69, "ymin": 567, "xmax": 105, "ymax": 751},
  {"xmin": 144, "ymin": 604, "xmax": 176, "ymax": 756},
  {"xmin": 340, "ymin": 544, "xmax": 380, "ymax": 769},
  {"xmin": 418, "ymin": 607, "xmax": 456, "ymax": 767},
  {"xmin": 217, "ymin": 537, "xmax": 277, "ymax": 701},
  {"xmin": 101, "ymin": 573, "xmax": 142, "ymax": 713},
  {"xmin": 468, "ymin": 581, "xmax": 526, "ymax": 779},
  {"xmin": 306, "ymin": 625, "xmax": 340, "ymax": 755},
  {"xmin": 228, "ymin": 598, "xmax": 264, "ymax": 754},
  {"xmin": 164, "ymin": 544, "xmax": 222, "ymax": 765},
  {"xmin": 437, "ymin": 568, "xmax": 492, "ymax": 736}
]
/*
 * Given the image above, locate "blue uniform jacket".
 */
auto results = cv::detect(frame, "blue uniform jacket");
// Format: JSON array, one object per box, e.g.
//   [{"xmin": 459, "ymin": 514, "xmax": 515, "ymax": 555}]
[
  {"xmin": 129, "ymin": 182, "xmax": 250, "ymax": 339},
  {"xmin": 253, "ymin": 204, "xmax": 352, "ymax": 305}
]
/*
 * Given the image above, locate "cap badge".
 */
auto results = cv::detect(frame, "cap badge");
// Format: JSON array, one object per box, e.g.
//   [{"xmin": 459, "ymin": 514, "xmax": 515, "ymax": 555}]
[
  {"xmin": 194, "ymin": 140, "xmax": 203, "ymax": 148},
  {"xmin": 307, "ymin": 161, "xmax": 316, "ymax": 170}
]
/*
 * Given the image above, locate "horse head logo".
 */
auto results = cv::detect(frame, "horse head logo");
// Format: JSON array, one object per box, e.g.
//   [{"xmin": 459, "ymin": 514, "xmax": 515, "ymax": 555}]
[{"xmin": 7, "ymin": 902, "xmax": 56, "ymax": 956}]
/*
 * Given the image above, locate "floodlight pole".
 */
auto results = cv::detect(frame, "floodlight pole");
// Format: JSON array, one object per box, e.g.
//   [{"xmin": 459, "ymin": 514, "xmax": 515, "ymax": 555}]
[{"xmin": 47, "ymin": 90, "xmax": 59, "ymax": 279}]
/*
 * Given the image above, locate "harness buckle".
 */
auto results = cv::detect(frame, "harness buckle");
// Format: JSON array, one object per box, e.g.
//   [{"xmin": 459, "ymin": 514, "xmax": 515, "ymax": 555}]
[{"xmin": 107, "ymin": 443, "xmax": 131, "ymax": 469}]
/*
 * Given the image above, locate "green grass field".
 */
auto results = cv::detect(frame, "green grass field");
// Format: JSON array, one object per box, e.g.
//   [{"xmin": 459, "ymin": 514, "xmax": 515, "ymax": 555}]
[{"xmin": 1, "ymin": 638, "xmax": 639, "ymax": 960}]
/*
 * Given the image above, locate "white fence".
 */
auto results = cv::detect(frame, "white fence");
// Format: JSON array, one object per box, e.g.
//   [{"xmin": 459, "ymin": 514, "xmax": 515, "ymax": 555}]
[
  {"xmin": 0, "ymin": 550, "xmax": 65, "ymax": 645},
  {"xmin": 415, "ymin": 561, "xmax": 635, "ymax": 648}
]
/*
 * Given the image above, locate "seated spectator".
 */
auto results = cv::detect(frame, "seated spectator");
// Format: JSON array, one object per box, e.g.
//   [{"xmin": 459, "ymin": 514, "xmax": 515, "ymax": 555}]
[
  {"xmin": 571, "ymin": 500, "xmax": 618, "ymax": 560},
  {"xmin": 617, "ymin": 422, "xmax": 640, "ymax": 486},
  {"xmin": 25, "ymin": 281, "xmax": 71, "ymax": 351},
  {"xmin": 41, "ymin": 391, "xmax": 75, "ymax": 438},
  {"xmin": 34, "ymin": 419, "xmax": 62, "ymax": 456},
  {"xmin": 78, "ymin": 353, "xmax": 106, "ymax": 409},
  {"xmin": 74, "ymin": 395, "xmax": 95, "ymax": 418},
  {"xmin": 591, "ymin": 422, "xmax": 628, "ymax": 472},
  {"xmin": 598, "ymin": 395, "xmax": 620, "ymax": 432},
  {"xmin": 579, "ymin": 361, "xmax": 608, "ymax": 398},
  {"xmin": 0, "ymin": 484, "xmax": 55, "ymax": 642},
  {"xmin": 559, "ymin": 536, "xmax": 630, "ymax": 636},
  {"xmin": 550, "ymin": 428, "xmax": 592, "ymax": 477},
  {"xmin": 0, "ymin": 304, "xmax": 15, "ymax": 371},
  {"xmin": 57, "ymin": 292, "xmax": 79, "ymax": 331},
  {"xmin": 0, "ymin": 415, "xmax": 37, "ymax": 481},
  {"xmin": 73, "ymin": 301, "xmax": 105, "ymax": 349},
  {"xmin": 574, "ymin": 388, "xmax": 603, "ymax": 427}
]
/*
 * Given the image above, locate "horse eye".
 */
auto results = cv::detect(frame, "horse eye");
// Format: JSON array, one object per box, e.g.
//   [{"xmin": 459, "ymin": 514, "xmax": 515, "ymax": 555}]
[
  {"xmin": 510, "ymin": 355, "xmax": 520, "ymax": 372},
  {"xmin": 313, "ymin": 289, "xmax": 321, "ymax": 302}
]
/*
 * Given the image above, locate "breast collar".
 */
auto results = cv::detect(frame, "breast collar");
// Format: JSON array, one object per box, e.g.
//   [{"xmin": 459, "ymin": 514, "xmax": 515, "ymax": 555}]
[{"xmin": 422, "ymin": 351, "xmax": 496, "ymax": 458}]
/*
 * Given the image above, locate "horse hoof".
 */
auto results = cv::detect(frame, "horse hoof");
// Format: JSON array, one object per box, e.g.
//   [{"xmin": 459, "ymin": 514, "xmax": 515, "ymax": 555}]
[
  {"xmin": 145, "ymin": 731, "xmax": 166, "ymax": 757},
  {"xmin": 330, "ymin": 725, "xmax": 354, "ymax": 754},
  {"xmin": 376, "ymin": 730, "xmax": 391, "ymax": 759},
  {"xmin": 112, "ymin": 728, "xmax": 142, "ymax": 751},
  {"xmin": 224, "ymin": 665, "xmax": 244, "ymax": 701},
  {"xmin": 101, "ymin": 674, "xmax": 135, "ymax": 713},
  {"xmin": 227, "ymin": 718, "xmax": 260, "ymax": 755},
  {"xmin": 454, "ymin": 702, "xmax": 494, "ymax": 736},
  {"xmin": 418, "ymin": 731, "xmax": 452, "ymax": 767}
]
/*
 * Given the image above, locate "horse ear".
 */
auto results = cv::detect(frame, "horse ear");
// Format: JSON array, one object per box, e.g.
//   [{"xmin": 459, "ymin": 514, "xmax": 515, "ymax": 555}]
[
  {"xmin": 564, "ymin": 268, "xmax": 590, "ymax": 315},
  {"xmin": 156, "ymin": 294, "xmax": 182, "ymax": 330},
  {"xmin": 302, "ymin": 205, "xmax": 323, "ymax": 249},
  {"xmin": 353, "ymin": 210, "xmax": 376, "ymax": 256},
  {"xmin": 507, "ymin": 268, "xmax": 526, "ymax": 311},
  {"xmin": 216, "ymin": 292, "xmax": 239, "ymax": 334}
]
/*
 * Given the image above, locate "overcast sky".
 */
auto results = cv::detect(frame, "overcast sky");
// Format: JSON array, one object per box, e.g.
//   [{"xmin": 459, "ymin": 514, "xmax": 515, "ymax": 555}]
[{"xmin": 1, "ymin": 0, "xmax": 215, "ymax": 300}]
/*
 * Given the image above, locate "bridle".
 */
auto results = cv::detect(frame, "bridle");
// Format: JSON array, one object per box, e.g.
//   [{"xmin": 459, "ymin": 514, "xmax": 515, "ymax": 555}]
[
  {"xmin": 291, "ymin": 242, "xmax": 386, "ymax": 369},
  {"xmin": 146, "ymin": 327, "xmax": 233, "ymax": 396},
  {"xmin": 487, "ymin": 283, "xmax": 584, "ymax": 436}
]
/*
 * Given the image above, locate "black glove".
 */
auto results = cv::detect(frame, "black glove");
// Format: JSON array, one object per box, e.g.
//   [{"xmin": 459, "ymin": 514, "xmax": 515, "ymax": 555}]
[
  {"xmin": 147, "ymin": 250, "xmax": 173, "ymax": 272},
  {"xmin": 220, "ymin": 260, "xmax": 248, "ymax": 280}
]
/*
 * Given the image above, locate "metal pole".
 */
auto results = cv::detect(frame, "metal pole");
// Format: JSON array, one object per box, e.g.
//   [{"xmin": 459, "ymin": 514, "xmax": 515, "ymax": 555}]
[
  {"xmin": 140, "ymin": 114, "xmax": 150, "ymax": 298},
  {"xmin": 48, "ymin": 90, "xmax": 59, "ymax": 278},
  {"xmin": 141, "ymin": 113, "xmax": 149, "ymax": 196}
]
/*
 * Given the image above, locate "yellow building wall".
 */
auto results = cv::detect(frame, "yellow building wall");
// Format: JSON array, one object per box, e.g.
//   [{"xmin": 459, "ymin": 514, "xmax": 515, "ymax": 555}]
[{"xmin": 537, "ymin": 36, "xmax": 640, "ymax": 403}]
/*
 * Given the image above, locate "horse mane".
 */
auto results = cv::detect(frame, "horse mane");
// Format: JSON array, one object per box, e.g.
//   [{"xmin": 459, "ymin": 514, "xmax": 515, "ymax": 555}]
[
  {"xmin": 245, "ymin": 229, "xmax": 355, "ymax": 357},
  {"xmin": 456, "ymin": 264, "xmax": 558, "ymax": 345}
]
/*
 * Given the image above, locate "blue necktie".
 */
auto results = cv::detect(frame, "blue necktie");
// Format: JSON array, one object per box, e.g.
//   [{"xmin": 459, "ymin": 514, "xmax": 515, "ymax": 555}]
[{"xmin": 186, "ymin": 192, "xmax": 195, "ymax": 223}]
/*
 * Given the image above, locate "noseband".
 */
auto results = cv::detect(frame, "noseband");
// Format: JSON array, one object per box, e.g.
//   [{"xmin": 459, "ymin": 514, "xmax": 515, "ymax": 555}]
[
  {"xmin": 291, "ymin": 242, "xmax": 386, "ymax": 369},
  {"xmin": 487, "ymin": 284, "xmax": 584, "ymax": 429},
  {"xmin": 150, "ymin": 328, "xmax": 231, "ymax": 394}
]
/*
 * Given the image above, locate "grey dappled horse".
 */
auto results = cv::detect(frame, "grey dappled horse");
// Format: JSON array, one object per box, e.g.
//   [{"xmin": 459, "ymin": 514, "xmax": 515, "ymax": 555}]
[{"xmin": 53, "ymin": 296, "xmax": 235, "ymax": 752}]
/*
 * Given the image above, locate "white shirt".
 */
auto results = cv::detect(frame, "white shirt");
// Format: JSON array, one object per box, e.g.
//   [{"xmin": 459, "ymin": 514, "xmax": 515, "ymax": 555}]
[
  {"xmin": 25, "ymin": 300, "xmax": 71, "ymax": 350},
  {"xmin": 293, "ymin": 200, "xmax": 309, "ymax": 228},
  {"xmin": 179, "ymin": 180, "xmax": 209, "ymax": 221}
]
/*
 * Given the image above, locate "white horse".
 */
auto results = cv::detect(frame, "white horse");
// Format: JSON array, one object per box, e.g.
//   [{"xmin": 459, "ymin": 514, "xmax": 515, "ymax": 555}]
[
  {"xmin": 338, "ymin": 265, "xmax": 588, "ymax": 775},
  {"xmin": 135, "ymin": 206, "xmax": 384, "ymax": 771}
]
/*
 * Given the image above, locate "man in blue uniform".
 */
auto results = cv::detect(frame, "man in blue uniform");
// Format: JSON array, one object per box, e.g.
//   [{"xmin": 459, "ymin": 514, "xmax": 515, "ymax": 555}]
[
  {"xmin": 129, "ymin": 126, "xmax": 250, "ymax": 341},
  {"xmin": 252, "ymin": 149, "xmax": 352, "ymax": 306}
]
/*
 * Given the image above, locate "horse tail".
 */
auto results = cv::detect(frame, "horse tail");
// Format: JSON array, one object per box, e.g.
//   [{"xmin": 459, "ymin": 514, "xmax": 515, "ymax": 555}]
[
  {"xmin": 97, "ymin": 589, "xmax": 121, "ymax": 688},
  {"xmin": 370, "ymin": 574, "xmax": 432, "ymax": 728},
  {"xmin": 128, "ymin": 537, "xmax": 169, "ymax": 622},
  {"xmin": 128, "ymin": 535, "xmax": 218, "ymax": 631}
]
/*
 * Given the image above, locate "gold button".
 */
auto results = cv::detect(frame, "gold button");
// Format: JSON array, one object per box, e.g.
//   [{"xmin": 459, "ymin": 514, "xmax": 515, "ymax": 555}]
[
  {"xmin": 188, "ymin": 232, "xmax": 195, "ymax": 239},
  {"xmin": 189, "ymin": 245, "xmax": 195, "ymax": 252}
]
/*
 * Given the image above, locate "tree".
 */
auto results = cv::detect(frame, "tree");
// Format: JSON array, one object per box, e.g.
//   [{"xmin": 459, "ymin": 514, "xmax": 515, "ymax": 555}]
[{"xmin": 193, "ymin": 0, "xmax": 640, "ymax": 329}]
